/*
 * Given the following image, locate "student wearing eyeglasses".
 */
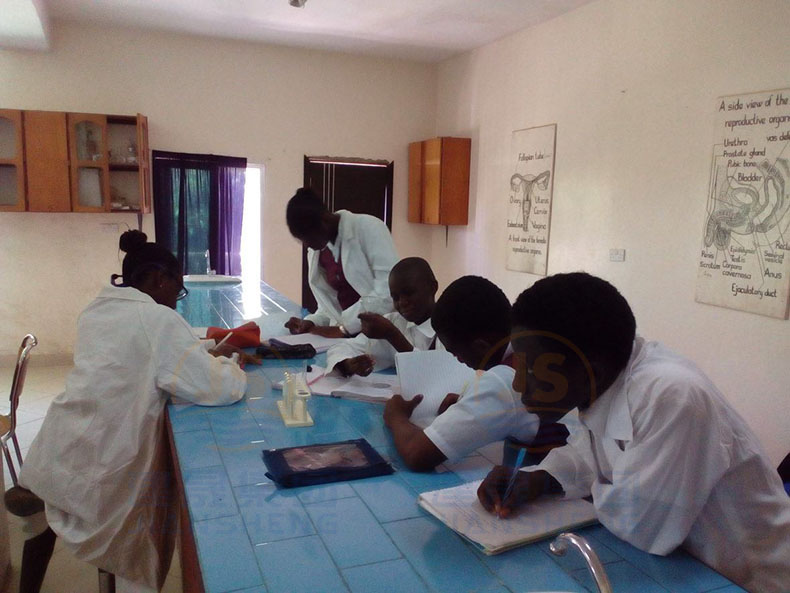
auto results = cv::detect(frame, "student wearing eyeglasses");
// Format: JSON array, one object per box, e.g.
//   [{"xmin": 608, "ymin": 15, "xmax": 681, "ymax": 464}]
[{"xmin": 19, "ymin": 230, "xmax": 258, "ymax": 593}]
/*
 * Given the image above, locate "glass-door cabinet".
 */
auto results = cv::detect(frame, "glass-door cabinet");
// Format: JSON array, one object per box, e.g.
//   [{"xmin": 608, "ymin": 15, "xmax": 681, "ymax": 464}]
[
  {"xmin": 0, "ymin": 109, "xmax": 26, "ymax": 211},
  {"xmin": 68, "ymin": 113, "xmax": 110, "ymax": 212}
]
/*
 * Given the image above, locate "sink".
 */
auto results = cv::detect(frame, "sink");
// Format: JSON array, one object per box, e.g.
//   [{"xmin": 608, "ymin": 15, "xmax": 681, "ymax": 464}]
[{"xmin": 183, "ymin": 275, "xmax": 242, "ymax": 285}]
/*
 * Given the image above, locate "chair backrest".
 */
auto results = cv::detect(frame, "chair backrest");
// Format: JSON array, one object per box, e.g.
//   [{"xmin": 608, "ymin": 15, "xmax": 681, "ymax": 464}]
[{"xmin": 1, "ymin": 334, "xmax": 38, "ymax": 485}]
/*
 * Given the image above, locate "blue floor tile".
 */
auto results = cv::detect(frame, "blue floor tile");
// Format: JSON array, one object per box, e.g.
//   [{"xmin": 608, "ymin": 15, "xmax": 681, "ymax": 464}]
[
  {"xmin": 442, "ymin": 454, "xmax": 496, "ymax": 483},
  {"xmin": 383, "ymin": 516, "xmax": 503, "ymax": 593},
  {"xmin": 339, "ymin": 402, "xmax": 393, "ymax": 447},
  {"xmin": 294, "ymin": 481, "xmax": 358, "ymax": 504},
  {"xmin": 477, "ymin": 543, "xmax": 586, "ymax": 593},
  {"xmin": 213, "ymin": 417, "xmax": 267, "ymax": 448},
  {"xmin": 573, "ymin": 560, "xmax": 667, "ymax": 593},
  {"xmin": 183, "ymin": 465, "xmax": 238, "ymax": 521},
  {"xmin": 397, "ymin": 465, "xmax": 465, "ymax": 494},
  {"xmin": 590, "ymin": 528, "xmax": 732, "ymax": 592},
  {"xmin": 304, "ymin": 496, "xmax": 401, "ymax": 568},
  {"xmin": 168, "ymin": 404, "xmax": 210, "ymax": 433},
  {"xmin": 546, "ymin": 525, "xmax": 622, "ymax": 572},
  {"xmin": 173, "ymin": 429, "xmax": 223, "ymax": 469},
  {"xmin": 254, "ymin": 536, "xmax": 349, "ymax": 593},
  {"xmin": 193, "ymin": 514, "xmax": 264, "ymax": 593},
  {"xmin": 219, "ymin": 444, "xmax": 272, "ymax": 487},
  {"xmin": 342, "ymin": 558, "xmax": 429, "ymax": 593},
  {"xmin": 706, "ymin": 586, "xmax": 748, "ymax": 593},
  {"xmin": 236, "ymin": 483, "xmax": 316, "ymax": 543},
  {"xmin": 350, "ymin": 474, "xmax": 422, "ymax": 523},
  {"xmin": 206, "ymin": 400, "xmax": 258, "ymax": 430}
]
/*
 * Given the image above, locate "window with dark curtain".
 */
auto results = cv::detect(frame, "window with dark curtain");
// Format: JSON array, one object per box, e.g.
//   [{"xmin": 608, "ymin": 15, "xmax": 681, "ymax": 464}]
[{"xmin": 152, "ymin": 151, "xmax": 247, "ymax": 275}]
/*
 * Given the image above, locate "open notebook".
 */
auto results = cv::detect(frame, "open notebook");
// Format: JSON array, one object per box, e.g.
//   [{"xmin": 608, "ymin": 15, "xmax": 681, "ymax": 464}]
[
  {"xmin": 395, "ymin": 350, "xmax": 478, "ymax": 428},
  {"xmin": 269, "ymin": 334, "xmax": 347, "ymax": 353},
  {"xmin": 418, "ymin": 480, "xmax": 598, "ymax": 555},
  {"xmin": 278, "ymin": 366, "xmax": 400, "ymax": 403}
]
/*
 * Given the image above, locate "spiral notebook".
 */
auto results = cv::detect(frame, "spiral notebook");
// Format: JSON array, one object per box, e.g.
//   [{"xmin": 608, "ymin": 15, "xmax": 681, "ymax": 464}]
[{"xmin": 418, "ymin": 480, "xmax": 598, "ymax": 555}]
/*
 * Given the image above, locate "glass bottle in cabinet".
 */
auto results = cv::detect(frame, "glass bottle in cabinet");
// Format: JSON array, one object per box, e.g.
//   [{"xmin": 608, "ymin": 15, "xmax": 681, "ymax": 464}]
[
  {"xmin": 68, "ymin": 113, "xmax": 109, "ymax": 210},
  {"xmin": 0, "ymin": 109, "xmax": 25, "ymax": 211}
]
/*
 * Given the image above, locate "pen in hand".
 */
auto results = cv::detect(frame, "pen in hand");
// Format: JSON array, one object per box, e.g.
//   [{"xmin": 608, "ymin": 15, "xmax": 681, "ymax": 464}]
[
  {"xmin": 215, "ymin": 332, "xmax": 234, "ymax": 350},
  {"xmin": 499, "ymin": 447, "xmax": 527, "ymax": 517}
]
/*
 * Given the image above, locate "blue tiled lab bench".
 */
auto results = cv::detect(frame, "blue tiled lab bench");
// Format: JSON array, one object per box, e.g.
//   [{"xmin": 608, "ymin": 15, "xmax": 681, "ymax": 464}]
[{"xmin": 168, "ymin": 281, "xmax": 743, "ymax": 593}]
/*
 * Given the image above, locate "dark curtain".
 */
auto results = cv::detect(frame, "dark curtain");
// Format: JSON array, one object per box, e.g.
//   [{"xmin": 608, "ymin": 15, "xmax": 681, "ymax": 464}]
[{"xmin": 153, "ymin": 151, "xmax": 247, "ymax": 275}]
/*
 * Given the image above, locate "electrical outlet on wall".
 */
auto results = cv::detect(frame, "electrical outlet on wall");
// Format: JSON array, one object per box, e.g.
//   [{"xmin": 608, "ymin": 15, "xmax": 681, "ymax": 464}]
[{"xmin": 609, "ymin": 248, "xmax": 626, "ymax": 262}]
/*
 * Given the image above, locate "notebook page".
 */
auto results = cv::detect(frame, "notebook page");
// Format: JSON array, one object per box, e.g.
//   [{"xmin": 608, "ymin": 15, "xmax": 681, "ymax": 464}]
[
  {"xmin": 418, "ymin": 480, "xmax": 597, "ymax": 553},
  {"xmin": 396, "ymin": 350, "xmax": 478, "ymax": 428},
  {"xmin": 269, "ymin": 333, "xmax": 347, "ymax": 353},
  {"xmin": 309, "ymin": 371, "xmax": 400, "ymax": 402}
]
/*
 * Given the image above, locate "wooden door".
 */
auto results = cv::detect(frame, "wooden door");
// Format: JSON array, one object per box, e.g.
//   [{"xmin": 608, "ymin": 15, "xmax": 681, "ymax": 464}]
[
  {"xmin": 24, "ymin": 111, "xmax": 71, "ymax": 212},
  {"xmin": 0, "ymin": 109, "xmax": 26, "ymax": 211},
  {"xmin": 300, "ymin": 157, "xmax": 394, "ymax": 313},
  {"xmin": 137, "ymin": 113, "xmax": 151, "ymax": 213},
  {"xmin": 68, "ymin": 112, "xmax": 109, "ymax": 212}
]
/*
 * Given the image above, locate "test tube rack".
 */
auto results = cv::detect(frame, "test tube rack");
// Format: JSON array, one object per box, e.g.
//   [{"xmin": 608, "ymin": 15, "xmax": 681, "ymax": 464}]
[{"xmin": 277, "ymin": 371, "xmax": 314, "ymax": 427}]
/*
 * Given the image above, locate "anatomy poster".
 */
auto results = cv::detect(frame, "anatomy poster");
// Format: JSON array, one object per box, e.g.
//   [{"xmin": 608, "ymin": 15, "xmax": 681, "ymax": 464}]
[
  {"xmin": 506, "ymin": 124, "xmax": 556, "ymax": 275},
  {"xmin": 696, "ymin": 88, "xmax": 790, "ymax": 319}
]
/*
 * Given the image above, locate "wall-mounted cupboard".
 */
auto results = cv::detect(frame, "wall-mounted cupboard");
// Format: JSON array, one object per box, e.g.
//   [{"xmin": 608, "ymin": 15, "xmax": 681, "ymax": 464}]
[
  {"xmin": 408, "ymin": 136, "xmax": 471, "ymax": 225},
  {"xmin": 0, "ymin": 109, "xmax": 150, "ymax": 213}
]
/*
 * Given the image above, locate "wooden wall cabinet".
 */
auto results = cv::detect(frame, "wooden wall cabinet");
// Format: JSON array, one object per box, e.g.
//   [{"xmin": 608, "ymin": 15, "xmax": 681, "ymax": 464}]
[
  {"xmin": 408, "ymin": 136, "xmax": 471, "ymax": 225},
  {"xmin": 0, "ymin": 109, "xmax": 28, "ymax": 211},
  {"xmin": 0, "ymin": 109, "xmax": 151, "ymax": 214}
]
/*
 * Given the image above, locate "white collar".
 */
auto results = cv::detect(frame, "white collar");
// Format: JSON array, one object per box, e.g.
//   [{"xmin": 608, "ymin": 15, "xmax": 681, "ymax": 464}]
[
  {"xmin": 405, "ymin": 317, "xmax": 435, "ymax": 338},
  {"xmin": 579, "ymin": 336, "xmax": 646, "ymax": 442},
  {"xmin": 97, "ymin": 285, "xmax": 156, "ymax": 304}
]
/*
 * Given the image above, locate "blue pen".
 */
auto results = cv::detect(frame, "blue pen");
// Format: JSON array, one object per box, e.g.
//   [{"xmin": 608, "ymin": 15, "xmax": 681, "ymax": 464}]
[{"xmin": 501, "ymin": 447, "xmax": 527, "ymax": 510}]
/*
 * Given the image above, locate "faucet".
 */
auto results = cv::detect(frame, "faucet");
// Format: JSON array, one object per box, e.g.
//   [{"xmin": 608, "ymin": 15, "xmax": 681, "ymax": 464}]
[
  {"xmin": 205, "ymin": 249, "xmax": 211, "ymax": 275},
  {"xmin": 550, "ymin": 532, "xmax": 613, "ymax": 593}
]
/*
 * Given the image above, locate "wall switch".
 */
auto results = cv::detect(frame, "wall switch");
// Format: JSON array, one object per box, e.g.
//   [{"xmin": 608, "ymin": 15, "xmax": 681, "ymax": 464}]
[{"xmin": 609, "ymin": 248, "xmax": 626, "ymax": 262}]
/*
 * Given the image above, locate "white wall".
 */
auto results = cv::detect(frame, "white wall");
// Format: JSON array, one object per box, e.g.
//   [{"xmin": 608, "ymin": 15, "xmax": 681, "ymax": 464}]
[
  {"xmin": 0, "ymin": 22, "xmax": 436, "ymax": 362},
  {"xmin": 429, "ymin": 0, "xmax": 790, "ymax": 463}
]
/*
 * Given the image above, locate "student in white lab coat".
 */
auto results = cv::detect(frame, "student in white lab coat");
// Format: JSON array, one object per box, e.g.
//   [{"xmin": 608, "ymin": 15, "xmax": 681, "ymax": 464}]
[
  {"xmin": 284, "ymin": 187, "xmax": 398, "ymax": 338},
  {"xmin": 477, "ymin": 272, "xmax": 790, "ymax": 593},
  {"xmin": 20, "ymin": 230, "xmax": 254, "ymax": 593},
  {"xmin": 384, "ymin": 276, "xmax": 565, "ymax": 472},
  {"xmin": 325, "ymin": 257, "xmax": 440, "ymax": 376}
]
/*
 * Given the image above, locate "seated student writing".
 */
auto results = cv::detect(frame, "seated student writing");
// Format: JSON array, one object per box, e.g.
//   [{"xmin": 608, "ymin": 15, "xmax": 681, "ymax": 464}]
[
  {"xmin": 284, "ymin": 187, "xmax": 398, "ymax": 338},
  {"xmin": 384, "ymin": 276, "xmax": 563, "ymax": 472},
  {"xmin": 19, "ymin": 231, "xmax": 258, "ymax": 593},
  {"xmin": 326, "ymin": 257, "xmax": 439, "ymax": 376},
  {"xmin": 478, "ymin": 272, "xmax": 790, "ymax": 593}
]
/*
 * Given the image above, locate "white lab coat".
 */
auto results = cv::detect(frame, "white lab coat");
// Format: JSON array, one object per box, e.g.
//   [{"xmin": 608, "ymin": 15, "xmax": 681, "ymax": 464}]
[
  {"xmin": 534, "ymin": 337, "xmax": 790, "ymax": 593},
  {"xmin": 305, "ymin": 210, "xmax": 398, "ymax": 335},
  {"xmin": 325, "ymin": 313, "xmax": 439, "ymax": 372},
  {"xmin": 20, "ymin": 286, "xmax": 246, "ymax": 589}
]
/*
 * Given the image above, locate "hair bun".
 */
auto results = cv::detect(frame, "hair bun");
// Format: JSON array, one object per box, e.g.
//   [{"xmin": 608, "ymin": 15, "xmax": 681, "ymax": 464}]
[{"xmin": 119, "ymin": 229, "xmax": 148, "ymax": 254}]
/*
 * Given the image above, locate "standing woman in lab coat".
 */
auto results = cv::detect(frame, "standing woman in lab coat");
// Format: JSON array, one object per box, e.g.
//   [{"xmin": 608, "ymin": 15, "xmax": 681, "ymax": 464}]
[
  {"xmin": 284, "ymin": 187, "xmax": 399, "ymax": 338},
  {"xmin": 20, "ymin": 230, "xmax": 251, "ymax": 593}
]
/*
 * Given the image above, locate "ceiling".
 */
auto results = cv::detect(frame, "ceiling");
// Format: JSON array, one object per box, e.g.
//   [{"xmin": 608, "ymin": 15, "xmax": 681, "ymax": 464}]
[{"xmin": 1, "ymin": 0, "xmax": 595, "ymax": 62}]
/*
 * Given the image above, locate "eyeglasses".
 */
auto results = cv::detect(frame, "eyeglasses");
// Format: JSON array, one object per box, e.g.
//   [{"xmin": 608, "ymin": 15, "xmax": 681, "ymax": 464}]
[{"xmin": 176, "ymin": 283, "xmax": 189, "ymax": 301}]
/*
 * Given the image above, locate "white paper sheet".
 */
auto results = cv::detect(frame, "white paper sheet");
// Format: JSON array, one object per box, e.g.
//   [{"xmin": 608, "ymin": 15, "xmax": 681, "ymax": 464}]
[
  {"xmin": 269, "ymin": 333, "xmax": 347, "ymax": 353},
  {"xmin": 418, "ymin": 480, "xmax": 598, "ymax": 554},
  {"xmin": 395, "ymin": 350, "xmax": 478, "ymax": 428},
  {"xmin": 309, "ymin": 370, "xmax": 400, "ymax": 403}
]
